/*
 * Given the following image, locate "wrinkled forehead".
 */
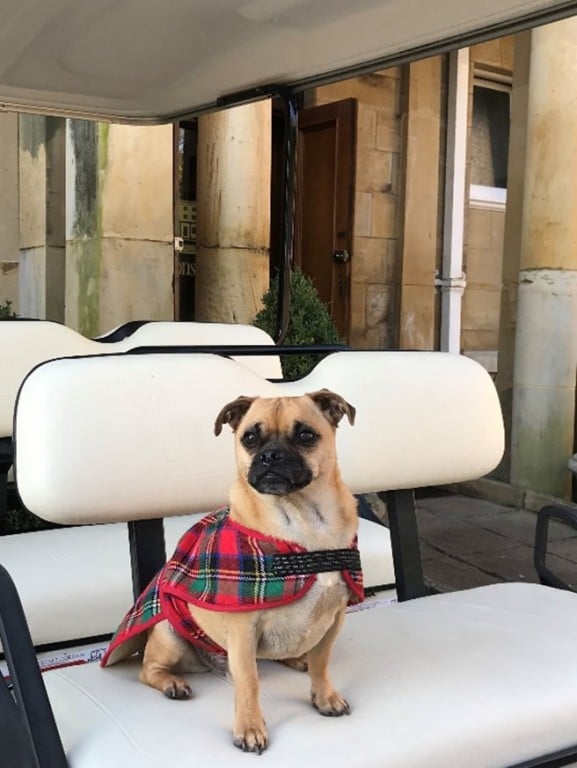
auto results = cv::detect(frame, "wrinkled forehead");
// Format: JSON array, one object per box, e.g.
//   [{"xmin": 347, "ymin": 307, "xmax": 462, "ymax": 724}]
[{"xmin": 240, "ymin": 396, "xmax": 327, "ymax": 435}]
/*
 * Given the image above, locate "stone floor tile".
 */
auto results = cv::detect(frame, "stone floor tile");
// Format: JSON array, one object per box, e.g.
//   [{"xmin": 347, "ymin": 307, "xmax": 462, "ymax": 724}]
[
  {"xmin": 415, "ymin": 509, "xmax": 511, "ymax": 556},
  {"xmin": 423, "ymin": 556, "xmax": 497, "ymax": 593},
  {"xmin": 465, "ymin": 545, "xmax": 540, "ymax": 584},
  {"xmin": 462, "ymin": 510, "xmax": 538, "ymax": 547},
  {"xmin": 417, "ymin": 494, "xmax": 512, "ymax": 519},
  {"xmin": 545, "ymin": 537, "xmax": 577, "ymax": 564},
  {"xmin": 418, "ymin": 540, "xmax": 446, "ymax": 562}
]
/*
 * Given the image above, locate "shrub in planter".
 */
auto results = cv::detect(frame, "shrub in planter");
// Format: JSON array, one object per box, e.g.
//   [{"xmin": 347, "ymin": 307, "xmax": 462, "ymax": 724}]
[
  {"xmin": 253, "ymin": 270, "xmax": 344, "ymax": 379},
  {"xmin": 0, "ymin": 300, "xmax": 16, "ymax": 319}
]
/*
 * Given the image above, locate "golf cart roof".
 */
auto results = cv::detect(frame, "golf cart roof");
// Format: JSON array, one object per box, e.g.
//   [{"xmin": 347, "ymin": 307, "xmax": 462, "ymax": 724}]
[{"xmin": 1, "ymin": 0, "xmax": 576, "ymax": 123}]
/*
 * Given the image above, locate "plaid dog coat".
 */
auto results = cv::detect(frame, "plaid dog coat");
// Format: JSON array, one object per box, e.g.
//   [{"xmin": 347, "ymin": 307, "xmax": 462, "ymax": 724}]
[{"xmin": 102, "ymin": 508, "xmax": 364, "ymax": 665}]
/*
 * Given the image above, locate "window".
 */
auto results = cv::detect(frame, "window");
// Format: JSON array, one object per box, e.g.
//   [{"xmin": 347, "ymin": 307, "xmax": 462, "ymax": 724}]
[{"xmin": 470, "ymin": 74, "xmax": 511, "ymax": 208}]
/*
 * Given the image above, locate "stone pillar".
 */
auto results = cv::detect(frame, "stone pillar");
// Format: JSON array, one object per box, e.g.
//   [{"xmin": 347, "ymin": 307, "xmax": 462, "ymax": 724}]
[
  {"xmin": 195, "ymin": 102, "xmax": 271, "ymax": 323},
  {"xmin": 398, "ymin": 57, "xmax": 443, "ymax": 349},
  {"xmin": 18, "ymin": 115, "xmax": 66, "ymax": 320},
  {"xmin": 45, "ymin": 117, "xmax": 66, "ymax": 322},
  {"xmin": 494, "ymin": 32, "xmax": 531, "ymax": 481},
  {"xmin": 65, "ymin": 121, "xmax": 174, "ymax": 335},
  {"xmin": 510, "ymin": 19, "xmax": 577, "ymax": 497},
  {"xmin": 0, "ymin": 113, "xmax": 19, "ymax": 310}
]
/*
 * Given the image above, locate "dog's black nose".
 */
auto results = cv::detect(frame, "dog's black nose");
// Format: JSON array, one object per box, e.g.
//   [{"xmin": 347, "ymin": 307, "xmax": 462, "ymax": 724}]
[{"xmin": 258, "ymin": 449, "xmax": 285, "ymax": 466}]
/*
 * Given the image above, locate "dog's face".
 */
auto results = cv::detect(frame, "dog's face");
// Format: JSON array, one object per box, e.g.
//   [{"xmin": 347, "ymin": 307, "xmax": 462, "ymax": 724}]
[{"xmin": 214, "ymin": 390, "xmax": 355, "ymax": 496}]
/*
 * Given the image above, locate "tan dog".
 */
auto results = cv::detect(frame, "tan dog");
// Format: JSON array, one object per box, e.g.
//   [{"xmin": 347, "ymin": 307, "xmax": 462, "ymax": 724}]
[{"xmin": 102, "ymin": 390, "xmax": 361, "ymax": 754}]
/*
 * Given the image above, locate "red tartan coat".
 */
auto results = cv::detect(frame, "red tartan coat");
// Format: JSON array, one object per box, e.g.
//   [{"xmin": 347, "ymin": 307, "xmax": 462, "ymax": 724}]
[{"xmin": 101, "ymin": 508, "xmax": 364, "ymax": 665}]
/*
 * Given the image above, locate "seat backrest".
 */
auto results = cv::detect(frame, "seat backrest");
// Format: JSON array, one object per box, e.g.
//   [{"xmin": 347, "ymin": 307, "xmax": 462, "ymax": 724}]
[
  {"xmin": 113, "ymin": 321, "xmax": 282, "ymax": 379},
  {"xmin": 14, "ymin": 351, "xmax": 504, "ymax": 525},
  {"xmin": 0, "ymin": 320, "xmax": 281, "ymax": 437},
  {"xmin": 0, "ymin": 321, "xmax": 100, "ymax": 437}
]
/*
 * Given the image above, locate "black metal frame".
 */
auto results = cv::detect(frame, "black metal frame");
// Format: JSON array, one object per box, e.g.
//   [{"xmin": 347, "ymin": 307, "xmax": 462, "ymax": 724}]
[
  {"xmin": 509, "ymin": 744, "xmax": 577, "ymax": 768},
  {"xmin": 272, "ymin": 88, "xmax": 299, "ymax": 344},
  {"xmin": 128, "ymin": 518, "xmax": 166, "ymax": 598},
  {"xmin": 126, "ymin": 342, "xmax": 349, "ymax": 359},
  {"xmin": 534, "ymin": 504, "xmax": 577, "ymax": 591},
  {"xmin": 93, "ymin": 319, "xmax": 149, "ymax": 343},
  {"xmin": 0, "ymin": 565, "xmax": 67, "ymax": 768},
  {"xmin": 0, "ymin": 437, "xmax": 12, "ymax": 521},
  {"xmin": 381, "ymin": 489, "xmax": 427, "ymax": 601}
]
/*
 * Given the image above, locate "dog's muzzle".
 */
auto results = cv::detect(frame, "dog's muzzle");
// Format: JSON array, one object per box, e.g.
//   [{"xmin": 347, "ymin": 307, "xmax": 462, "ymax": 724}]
[{"xmin": 248, "ymin": 446, "xmax": 312, "ymax": 495}]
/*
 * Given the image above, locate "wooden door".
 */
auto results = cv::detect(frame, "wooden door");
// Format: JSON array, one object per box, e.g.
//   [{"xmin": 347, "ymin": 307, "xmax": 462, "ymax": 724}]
[{"xmin": 295, "ymin": 99, "xmax": 356, "ymax": 340}]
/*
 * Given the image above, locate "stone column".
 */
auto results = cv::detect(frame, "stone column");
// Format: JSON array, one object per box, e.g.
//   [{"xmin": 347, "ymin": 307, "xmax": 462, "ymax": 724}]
[
  {"xmin": 398, "ymin": 57, "xmax": 443, "ymax": 350},
  {"xmin": 195, "ymin": 102, "xmax": 271, "ymax": 324},
  {"xmin": 65, "ymin": 121, "xmax": 174, "ymax": 335},
  {"xmin": 494, "ymin": 31, "xmax": 531, "ymax": 481},
  {"xmin": 510, "ymin": 18, "xmax": 577, "ymax": 497},
  {"xmin": 18, "ymin": 115, "xmax": 66, "ymax": 320},
  {"xmin": 0, "ymin": 113, "xmax": 19, "ymax": 309}
]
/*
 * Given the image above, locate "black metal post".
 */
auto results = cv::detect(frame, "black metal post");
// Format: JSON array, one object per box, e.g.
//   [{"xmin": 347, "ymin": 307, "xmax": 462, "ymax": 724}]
[
  {"xmin": 0, "ymin": 565, "xmax": 68, "ymax": 768},
  {"xmin": 128, "ymin": 519, "xmax": 167, "ymax": 598},
  {"xmin": 272, "ymin": 88, "xmax": 299, "ymax": 344},
  {"xmin": 0, "ymin": 438, "xmax": 13, "ymax": 521},
  {"xmin": 381, "ymin": 489, "xmax": 427, "ymax": 601}
]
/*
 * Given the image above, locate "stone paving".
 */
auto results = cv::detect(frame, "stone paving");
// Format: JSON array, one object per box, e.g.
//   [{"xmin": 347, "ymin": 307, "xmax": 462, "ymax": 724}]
[{"xmin": 414, "ymin": 491, "xmax": 577, "ymax": 593}]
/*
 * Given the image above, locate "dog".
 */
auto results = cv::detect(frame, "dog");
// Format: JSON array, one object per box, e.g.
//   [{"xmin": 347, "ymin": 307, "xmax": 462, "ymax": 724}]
[{"xmin": 101, "ymin": 389, "xmax": 363, "ymax": 754}]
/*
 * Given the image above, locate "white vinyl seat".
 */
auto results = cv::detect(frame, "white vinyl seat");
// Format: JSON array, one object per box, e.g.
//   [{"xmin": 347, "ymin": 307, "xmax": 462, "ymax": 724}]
[{"xmin": 42, "ymin": 583, "xmax": 577, "ymax": 768}]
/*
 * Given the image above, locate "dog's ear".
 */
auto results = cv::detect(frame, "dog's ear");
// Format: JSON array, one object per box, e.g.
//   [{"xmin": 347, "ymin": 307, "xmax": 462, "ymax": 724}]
[
  {"xmin": 306, "ymin": 389, "xmax": 356, "ymax": 428},
  {"xmin": 214, "ymin": 396, "xmax": 256, "ymax": 436}
]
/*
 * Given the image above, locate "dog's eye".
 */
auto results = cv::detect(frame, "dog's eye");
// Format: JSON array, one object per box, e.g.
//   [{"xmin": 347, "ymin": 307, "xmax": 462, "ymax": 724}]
[
  {"xmin": 241, "ymin": 431, "xmax": 258, "ymax": 449},
  {"xmin": 297, "ymin": 429, "xmax": 318, "ymax": 447}
]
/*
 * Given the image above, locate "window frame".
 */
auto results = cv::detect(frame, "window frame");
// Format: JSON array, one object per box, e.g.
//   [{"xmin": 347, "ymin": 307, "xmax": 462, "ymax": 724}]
[{"xmin": 469, "ymin": 69, "xmax": 512, "ymax": 210}]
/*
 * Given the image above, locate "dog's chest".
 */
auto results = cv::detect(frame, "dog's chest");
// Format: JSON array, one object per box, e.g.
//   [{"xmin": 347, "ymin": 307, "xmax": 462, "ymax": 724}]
[{"xmin": 255, "ymin": 572, "xmax": 348, "ymax": 659}]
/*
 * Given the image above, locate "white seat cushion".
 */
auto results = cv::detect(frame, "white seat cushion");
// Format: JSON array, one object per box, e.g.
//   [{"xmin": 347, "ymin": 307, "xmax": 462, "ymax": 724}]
[
  {"xmin": 0, "ymin": 516, "xmax": 393, "ymax": 647},
  {"xmin": 43, "ymin": 583, "xmax": 577, "ymax": 768}
]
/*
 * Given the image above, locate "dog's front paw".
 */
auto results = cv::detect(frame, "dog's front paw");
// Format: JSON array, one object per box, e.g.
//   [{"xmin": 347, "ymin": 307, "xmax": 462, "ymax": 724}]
[
  {"xmin": 233, "ymin": 722, "xmax": 268, "ymax": 754},
  {"xmin": 162, "ymin": 678, "xmax": 193, "ymax": 700},
  {"xmin": 311, "ymin": 689, "xmax": 351, "ymax": 717}
]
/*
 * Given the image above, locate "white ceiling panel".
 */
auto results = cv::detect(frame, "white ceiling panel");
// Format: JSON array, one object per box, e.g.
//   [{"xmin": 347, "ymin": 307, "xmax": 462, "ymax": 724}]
[{"xmin": 0, "ymin": 0, "xmax": 576, "ymax": 122}]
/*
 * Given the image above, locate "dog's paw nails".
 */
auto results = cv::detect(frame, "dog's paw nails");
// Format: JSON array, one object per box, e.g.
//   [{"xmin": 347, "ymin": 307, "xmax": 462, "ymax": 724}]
[
  {"xmin": 163, "ymin": 680, "xmax": 192, "ymax": 700},
  {"xmin": 233, "ymin": 728, "xmax": 269, "ymax": 754},
  {"xmin": 312, "ymin": 691, "xmax": 351, "ymax": 717}
]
